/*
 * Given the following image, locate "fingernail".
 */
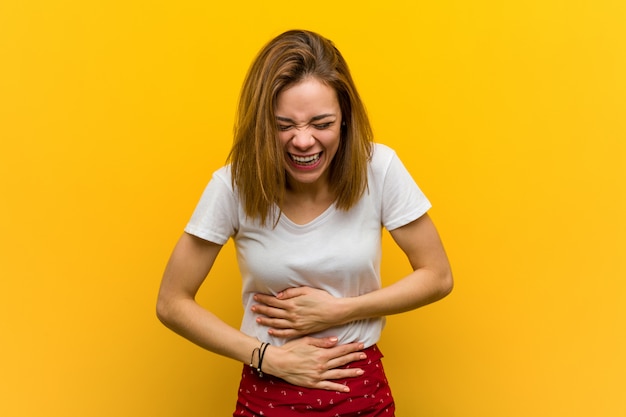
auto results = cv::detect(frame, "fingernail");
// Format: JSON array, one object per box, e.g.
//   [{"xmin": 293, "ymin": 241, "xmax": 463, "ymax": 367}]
[
  {"xmin": 356, "ymin": 369, "xmax": 364, "ymax": 375},
  {"xmin": 329, "ymin": 337, "xmax": 338, "ymax": 342},
  {"xmin": 360, "ymin": 354, "xmax": 367, "ymax": 360}
]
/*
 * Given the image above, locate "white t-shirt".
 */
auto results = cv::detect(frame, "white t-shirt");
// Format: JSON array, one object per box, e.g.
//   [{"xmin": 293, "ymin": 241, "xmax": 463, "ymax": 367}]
[{"xmin": 185, "ymin": 143, "xmax": 431, "ymax": 347}]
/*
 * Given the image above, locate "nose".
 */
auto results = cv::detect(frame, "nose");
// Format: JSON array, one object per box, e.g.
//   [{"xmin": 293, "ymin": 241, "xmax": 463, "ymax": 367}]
[{"xmin": 291, "ymin": 126, "xmax": 315, "ymax": 149}]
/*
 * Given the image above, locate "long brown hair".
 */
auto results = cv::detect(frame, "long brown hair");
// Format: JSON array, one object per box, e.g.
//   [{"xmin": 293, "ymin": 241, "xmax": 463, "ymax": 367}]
[{"xmin": 228, "ymin": 30, "xmax": 373, "ymax": 225}]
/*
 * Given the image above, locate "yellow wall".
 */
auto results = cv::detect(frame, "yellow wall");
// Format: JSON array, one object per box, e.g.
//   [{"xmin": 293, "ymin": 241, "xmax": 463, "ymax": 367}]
[{"xmin": 1, "ymin": 1, "xmax": 624, "ymax": 416}]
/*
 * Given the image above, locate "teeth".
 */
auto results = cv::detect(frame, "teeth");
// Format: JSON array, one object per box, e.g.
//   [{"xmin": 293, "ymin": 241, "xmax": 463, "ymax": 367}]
[{"xmin": 290, "ymin": 153, "xmax": 320, "ymax": 164}]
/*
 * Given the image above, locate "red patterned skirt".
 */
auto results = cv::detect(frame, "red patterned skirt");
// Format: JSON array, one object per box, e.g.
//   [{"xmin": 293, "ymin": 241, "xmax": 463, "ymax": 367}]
[{"xmin": 232, "ymin": 344, "xmax": 395, "ymax": 416}]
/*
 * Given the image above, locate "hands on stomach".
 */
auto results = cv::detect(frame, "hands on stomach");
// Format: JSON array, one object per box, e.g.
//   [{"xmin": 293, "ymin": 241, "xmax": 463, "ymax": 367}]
[{"xmin": 252, "ymin": 286, "xmax": 365, "ymax": 392}]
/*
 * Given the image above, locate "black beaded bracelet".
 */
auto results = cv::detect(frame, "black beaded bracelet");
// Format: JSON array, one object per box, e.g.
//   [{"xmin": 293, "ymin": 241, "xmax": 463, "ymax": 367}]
[
  {"xmin": 256, "ymin": 342, "xmax": 270, "ymax": 377},
  {"xmin": 249, "ymin": 346, "xmax": 260, "ymax": 369}
]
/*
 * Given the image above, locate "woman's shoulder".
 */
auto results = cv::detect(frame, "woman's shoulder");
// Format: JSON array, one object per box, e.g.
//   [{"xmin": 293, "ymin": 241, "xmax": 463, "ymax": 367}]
[
  {"xmin": 211, "ymin": 164, "xmax": 234, "ymax": 187},
  {"xmin": 369, "ymin": 142, "xmax": 399, "ymax": 170},
  {"xmin": 197, "ymin": 164, "xmax": 237, "ymax": 200}
]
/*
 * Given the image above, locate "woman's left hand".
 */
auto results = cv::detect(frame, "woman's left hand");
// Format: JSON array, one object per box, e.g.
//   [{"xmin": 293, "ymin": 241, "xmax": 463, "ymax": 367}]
[{"xmin": 252, "ymin": 287, "xmax": 347, "ymax": 338}]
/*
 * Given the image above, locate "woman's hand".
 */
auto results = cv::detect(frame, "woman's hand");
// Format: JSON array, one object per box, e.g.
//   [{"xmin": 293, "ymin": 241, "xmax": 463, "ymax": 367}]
[
  {"xmin": 263, "ymin": 336, "xmax": 366, "ymax": 392},
  {"xmin": 252, "ymin": 287, "xmax": 347, "ymax": 338}
]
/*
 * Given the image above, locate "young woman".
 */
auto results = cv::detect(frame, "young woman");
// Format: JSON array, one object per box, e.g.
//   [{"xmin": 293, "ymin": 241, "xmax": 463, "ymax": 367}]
[{"xmin": 157, "ymin": 29, "xmax": 453, "ymax": 416}]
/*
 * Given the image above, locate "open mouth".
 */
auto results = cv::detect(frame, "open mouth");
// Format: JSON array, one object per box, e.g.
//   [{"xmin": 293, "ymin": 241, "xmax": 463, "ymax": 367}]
[{"xmin": 289, "ymin": 152, "xmax": 322, "ymax": 166}]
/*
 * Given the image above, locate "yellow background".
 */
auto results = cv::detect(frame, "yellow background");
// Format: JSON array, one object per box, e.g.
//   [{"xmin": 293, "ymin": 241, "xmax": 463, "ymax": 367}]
[{"xmin": 1, "ymin": 0, "xmax": 625, "ymax": 416}]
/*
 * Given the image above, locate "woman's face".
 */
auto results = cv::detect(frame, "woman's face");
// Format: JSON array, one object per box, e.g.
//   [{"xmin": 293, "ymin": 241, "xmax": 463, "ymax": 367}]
[{"xmin": 275, "ymin": 77, "xmax": 342, "ymax": 191}]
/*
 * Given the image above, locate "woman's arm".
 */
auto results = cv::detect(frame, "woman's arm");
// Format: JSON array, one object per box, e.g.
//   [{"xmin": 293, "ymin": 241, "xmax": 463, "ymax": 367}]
[
  {"xmin": 157, "ymin": 233, "xmax": 254, "ymax": 361},
  {"xmin": 156, "ymin": 232, "xmax": 366, "ymax": 392},
  {"xmin": 252, "ymin": 213, "xmax": 453, "ymax": 337}
]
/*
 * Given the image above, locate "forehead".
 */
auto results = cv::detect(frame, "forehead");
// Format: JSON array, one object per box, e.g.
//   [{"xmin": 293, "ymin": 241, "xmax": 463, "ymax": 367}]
[{"xmin": 275, "ymin": 78, "xmax": 340, "ymax": 118}]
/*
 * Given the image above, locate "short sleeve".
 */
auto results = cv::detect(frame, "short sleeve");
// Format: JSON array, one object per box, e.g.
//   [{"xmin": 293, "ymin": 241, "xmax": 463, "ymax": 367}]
[
  {"xmin": 380, "ymin": 148, "xmax": 431, "ymax": 231},
  {"xmin": 184, "ymin": 166, "xmax": 239, "ymax": 245}
]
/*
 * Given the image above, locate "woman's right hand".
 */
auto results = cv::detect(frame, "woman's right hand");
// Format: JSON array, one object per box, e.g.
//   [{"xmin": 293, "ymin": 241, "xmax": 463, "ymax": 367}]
[{"xmin": 262, "ymin": 336, "xmax": 367, "ymax": 392}]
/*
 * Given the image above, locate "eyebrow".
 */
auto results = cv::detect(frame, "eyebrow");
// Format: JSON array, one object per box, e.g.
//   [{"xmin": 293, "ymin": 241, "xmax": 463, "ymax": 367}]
[{"xmin": 276, "ymin": 113, "xmax": 337, "ymax": 123}]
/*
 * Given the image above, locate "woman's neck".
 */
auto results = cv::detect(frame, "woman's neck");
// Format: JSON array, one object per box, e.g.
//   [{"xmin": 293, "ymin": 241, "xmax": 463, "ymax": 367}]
[{"xmin": 281, "ymin": 180, "xmax": 336, "ymax": 224}]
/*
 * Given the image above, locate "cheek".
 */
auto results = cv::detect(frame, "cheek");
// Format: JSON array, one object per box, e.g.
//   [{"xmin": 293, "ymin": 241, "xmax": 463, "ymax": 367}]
[
  {"xmin": 321, "ymin": 130, "xmax": 341, "ymax": 149},
  {"xmin": 277, "ymin": 132, "xmax": 290, "ymax": 147}
]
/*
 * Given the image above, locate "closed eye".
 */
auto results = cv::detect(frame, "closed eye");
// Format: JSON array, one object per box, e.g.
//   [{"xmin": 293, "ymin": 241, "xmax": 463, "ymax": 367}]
[
  {"xmin": 313, "ymin": 122, "xmax": 334, "ymax": 130},
  {"xmin": 276, "ymin": 119, "xmax": 336, "ymax": 131}
]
